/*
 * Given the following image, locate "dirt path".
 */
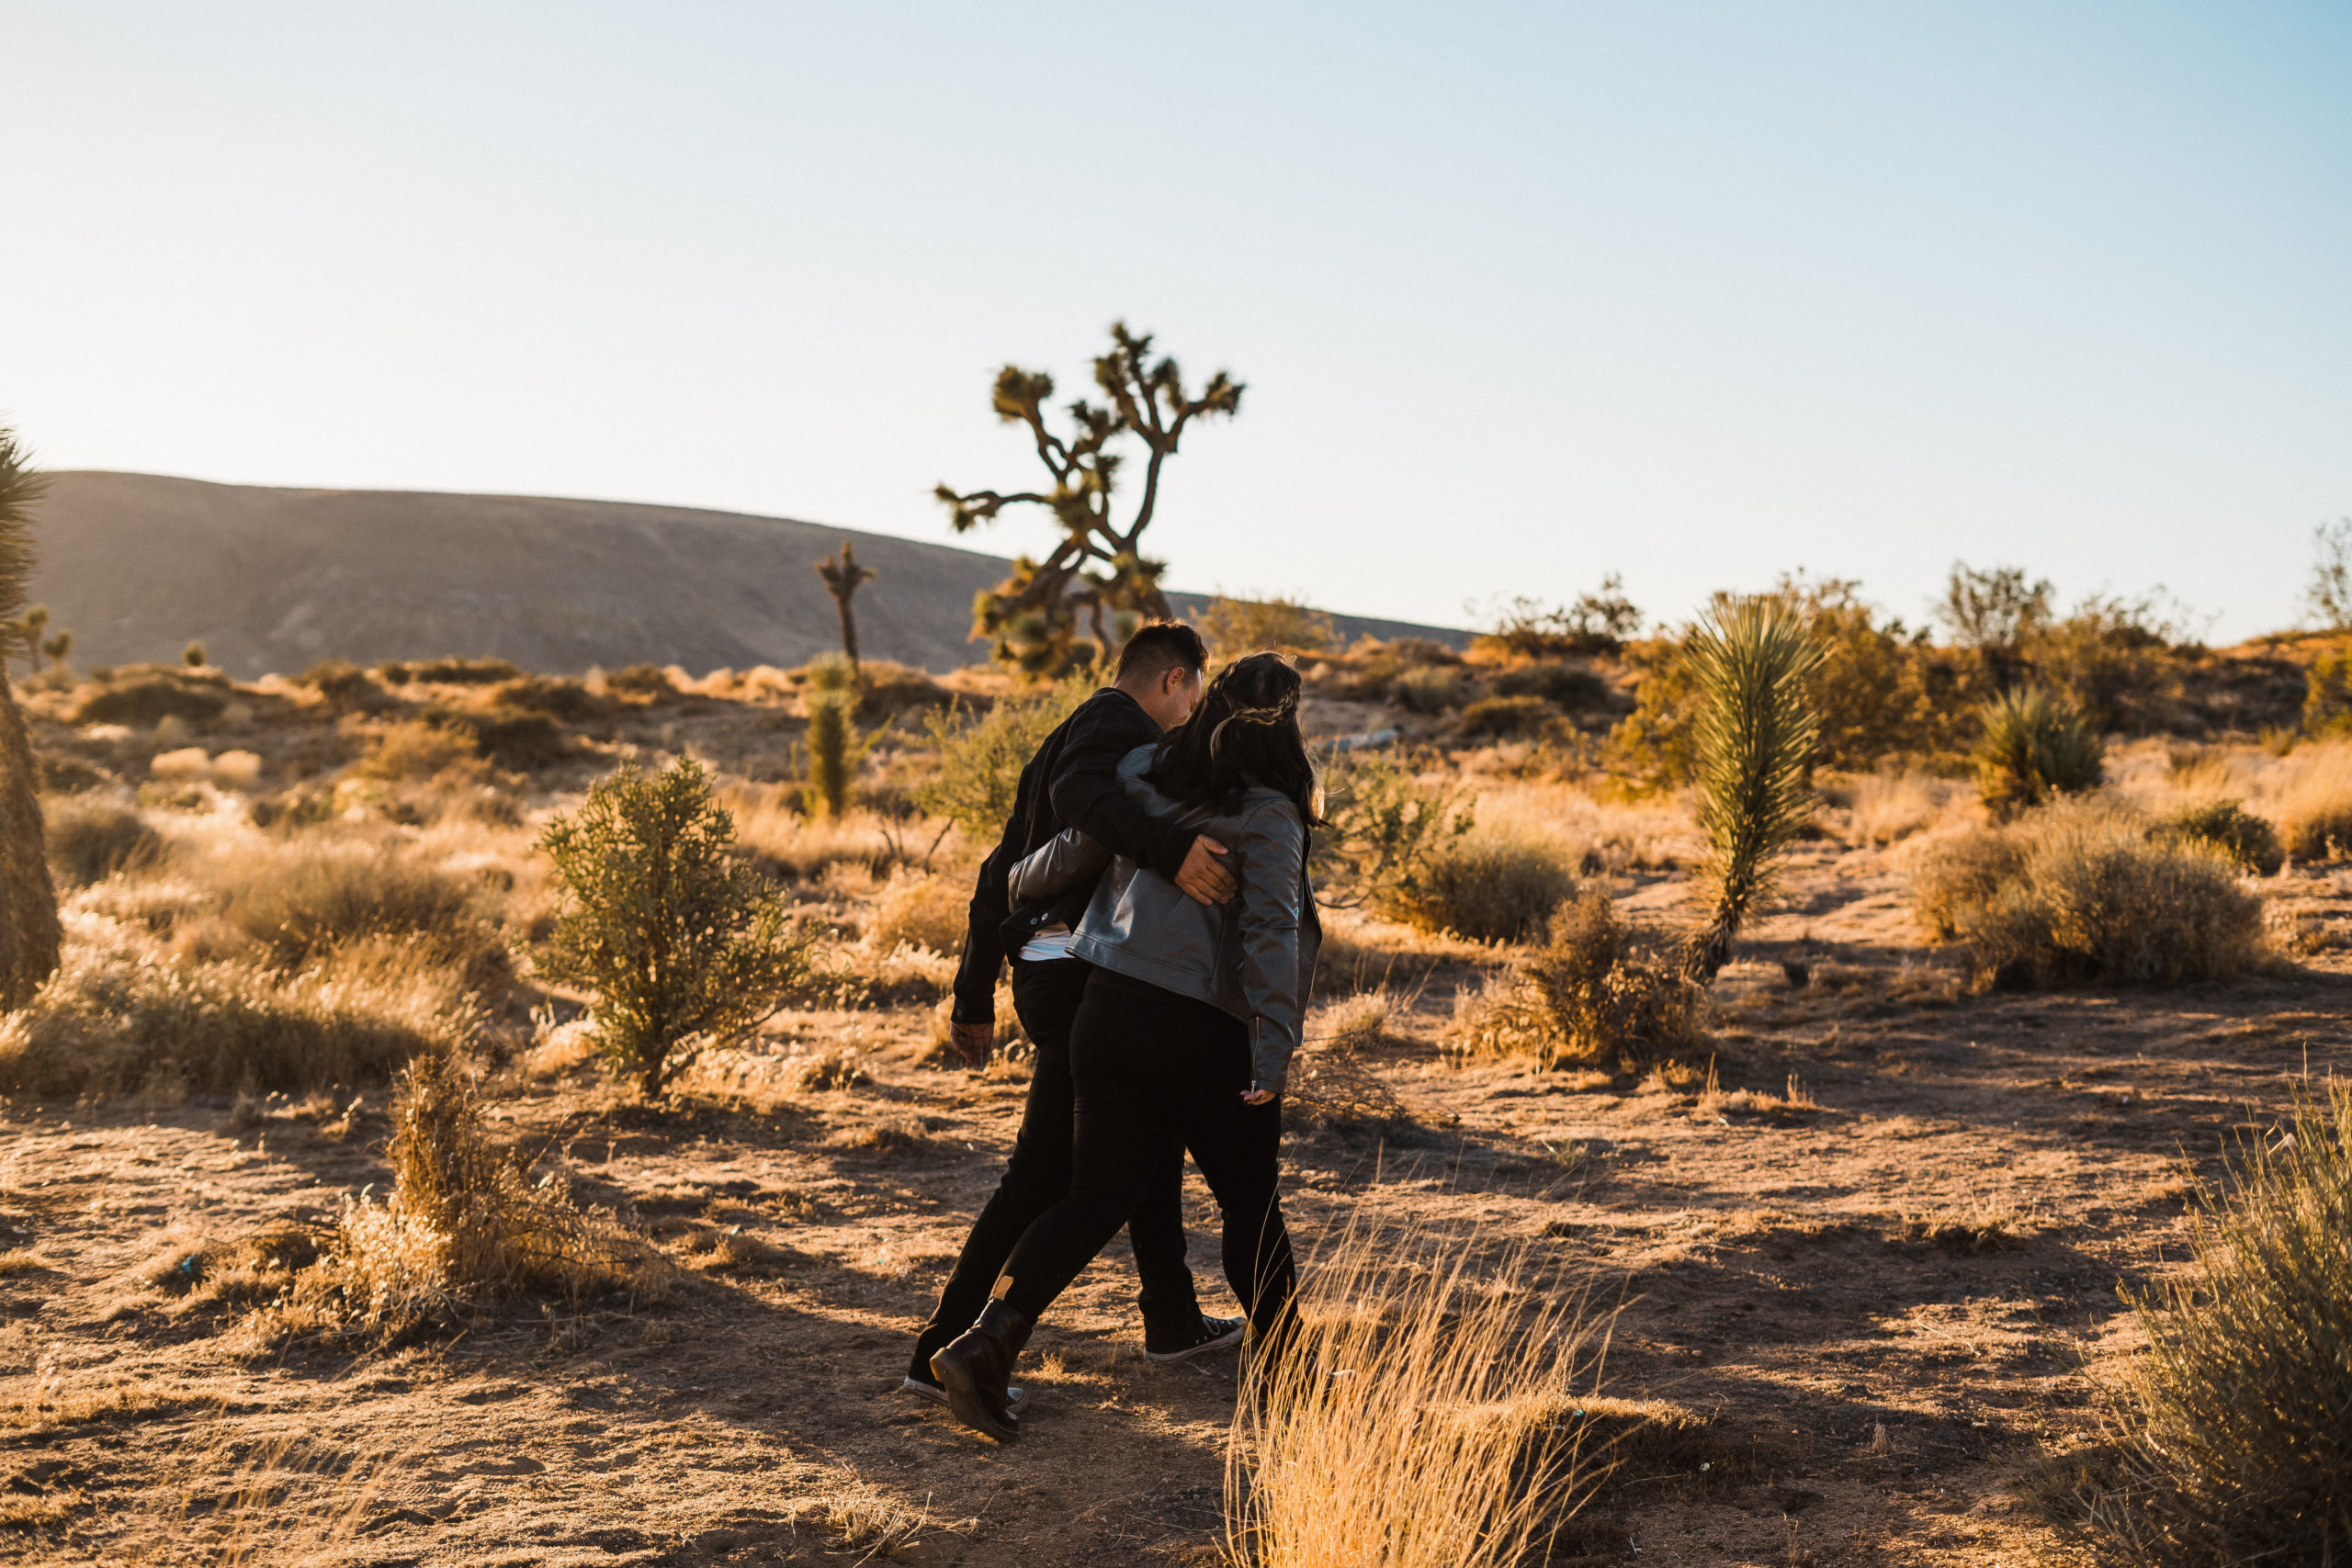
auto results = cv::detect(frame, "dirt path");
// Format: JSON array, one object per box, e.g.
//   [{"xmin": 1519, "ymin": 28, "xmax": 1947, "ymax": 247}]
[{"xmin": 6, "ymin": 845, "xmax": 2350, "ymax": 1565}]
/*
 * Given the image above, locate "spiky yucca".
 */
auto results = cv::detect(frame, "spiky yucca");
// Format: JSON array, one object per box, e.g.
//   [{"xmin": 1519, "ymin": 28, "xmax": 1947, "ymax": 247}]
[
  {"xmin": 1973, "ymin": 684, "xmax": 2103, "ymax": 818},
  {"xmin": 1683, "ymin": 598, "xmax": 1821, "ymax": 982},
  {"xmin": 0, "ymin": 425, "xmax": 59, "ymax": 1011},
  {"xmin": 2075, "ymin": 1085, "xmax": 2352, "ymax": 1562}
]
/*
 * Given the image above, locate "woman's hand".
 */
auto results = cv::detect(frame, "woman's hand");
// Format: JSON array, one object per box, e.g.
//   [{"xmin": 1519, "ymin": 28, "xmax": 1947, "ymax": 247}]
[{"xmin": 1239, "ymin": 1087, "xmax": 1277, "ymax": 1106}]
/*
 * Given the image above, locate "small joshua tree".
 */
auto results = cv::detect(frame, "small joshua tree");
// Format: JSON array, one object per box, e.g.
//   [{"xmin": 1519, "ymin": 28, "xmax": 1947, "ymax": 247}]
[
  {"xmin": 0, "ymin": 428, "xmax": 58, "ymax": 1010},
  {"xmin": 804, "ymin": 654, "xmax": 858, "ymax": 818},
  {"xmin": 183, "ymin": 640, "xmax": 207, "ymax": 669},
  {"xmin": 1685, "ymin": 598, "xmax": 1822, "ymax": 982},
  {"xmin": 937, "ymin": 321, "xmax": 1243, "ymax": 672},
  {"xmin": 11, "ymin": 605, "xmax": 46, "ymax": 678},
  {"xmin": 537, "ymin": 758, "xmax": 815, "ymax": 1098},
  {"xmin": 39, "ymin": 628, "xmax": 69, "ymax": 674},
  {"xmin": 813, "ymin": 542, "xmax": 876, "ymax": 670}
]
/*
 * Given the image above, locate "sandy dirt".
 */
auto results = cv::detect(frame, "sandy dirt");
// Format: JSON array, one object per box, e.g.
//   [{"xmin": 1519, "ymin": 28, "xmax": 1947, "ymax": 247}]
[{"xmin": 6, "ymin": 840, "xmax": 2350, "ymax": 1566}]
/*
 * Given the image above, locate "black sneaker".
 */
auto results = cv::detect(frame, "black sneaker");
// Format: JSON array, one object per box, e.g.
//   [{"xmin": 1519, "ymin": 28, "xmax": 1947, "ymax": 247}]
[
  {"xmin": 902, "ymin": 1374, "xmax": 1029, "ymax": 1415},
  {"xmin": 1146, "ymin": 1314, "xmax": 1247, "ymax": 1364}
]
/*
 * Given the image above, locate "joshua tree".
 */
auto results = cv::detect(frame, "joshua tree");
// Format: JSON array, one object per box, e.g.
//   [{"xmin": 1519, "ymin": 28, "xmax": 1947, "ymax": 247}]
[
  {"xmin": 9, "ymin": 604, "xmax": 46, "ymax": 678},
  {"xmin": 39, "ymin": 628, "xmax": 69, "ymax": 673},
  {"xmin": 813, "ymin": 542, "xmax": 876, "ymax": 670},
  {"xmin": 936, "ymin": 321, "xmax": 1243, "ymax": 673},
  {"xmin": 0, "ymin": 426, "xmax": 59, "ymax": 1010},
  {"xmin": 1684, "ymin": 598, "xmax": 1822, "ymax": 983}
]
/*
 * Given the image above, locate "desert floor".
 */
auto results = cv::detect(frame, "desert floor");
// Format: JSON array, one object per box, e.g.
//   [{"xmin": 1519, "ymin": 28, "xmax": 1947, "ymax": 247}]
[{"xmin": 7, "ymin": 835, "xmax": 2348, "ymax": 1567}]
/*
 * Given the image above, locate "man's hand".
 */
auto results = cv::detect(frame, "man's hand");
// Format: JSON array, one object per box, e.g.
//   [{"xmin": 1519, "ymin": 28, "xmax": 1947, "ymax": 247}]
[
  {"xmin": 1174, "ymin": 834, "xmax": 1238, "ymax": 905},
  {"xmin": 949, "ymin": 1021, "xmax": 997, "ymax": 1069}
]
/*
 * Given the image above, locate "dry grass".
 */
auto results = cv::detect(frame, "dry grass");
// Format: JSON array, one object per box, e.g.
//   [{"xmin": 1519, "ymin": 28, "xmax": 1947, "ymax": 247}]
[
  {"xmin": 2258, "ymin": 739, "xmax": 2352, "ymax": 861},
  {"xmin": 1289, "ymin": 990, "xmax": 1417, "ymax": 1133},
  {"xmin": 721, "ymin": 784, "xmax": 910, "ymax": 882},
  {"xmin": 1450, "ymin": 892, "xmax": 1704, "ymax": 1072},
  {"xmin": 1226, "ymin": 1213, "xmax": 1608, "ymax": 1568},
  {"xmin": 864, "ymin": 868, "xmax": 967, "ymax": 953},
  {"xmin": 43, "ymin": 792, "xmax": 164, "ymax": 885},
  {"xmin": 1912, "ymin": 798, "xmax": 2265, "ymax": 988},
  {"xmin": 1838, "ymin": 770, "xmax": 1969, "ymax": 846},
  {"xmin": 2061, "ymin": 1085, "xmax": 2352, "ymax": 1563},
  {"xmin": 1385, "ymin": 821, "xmax": 1577, "ymax": 943}
]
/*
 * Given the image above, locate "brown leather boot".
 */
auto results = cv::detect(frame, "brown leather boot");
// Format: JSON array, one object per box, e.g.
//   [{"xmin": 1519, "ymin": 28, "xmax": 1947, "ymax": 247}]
[{"xmin": 929, "ymin": 1297, "xmax": 1034, "ymax": 1441}]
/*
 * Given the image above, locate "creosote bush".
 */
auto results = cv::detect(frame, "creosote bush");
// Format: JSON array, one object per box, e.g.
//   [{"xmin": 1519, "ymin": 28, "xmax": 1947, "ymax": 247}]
[
  {"xmin": 1311, "ymin": 750, "xmax": 1471, "ymax": 913},
  {"xmin": 1913, "ymin": 799, "xmax": 2263, "ymax": 988},
  {"xmin": 2154, "ymin": 798, "xmax": 2282, "ymax": 875},
  {"xmin": 2067, "ymin": 1085, "xmax": 2352, "ymax": 1564},
  {"xmin": 44, "ymin": 795, "xmax": 164, "ymax": 886},
  {"xmin": 1973, "ymin": 684, "xmax": 2103, "ymax": 818},
  {"xmin": 1383, "ymin": 822, "xmax": 1576, "ymax": 944},
  {"xmin": 914, "ymin": 672, "xmax": 1092, "ymax": 839},
  {"xmin": 1451, "ymin": 891, "xmax": 1703, "ymax": 1071},
  {"xmin": 537, "ymin": 757, "xmax": 817, "ymax": 1097}
]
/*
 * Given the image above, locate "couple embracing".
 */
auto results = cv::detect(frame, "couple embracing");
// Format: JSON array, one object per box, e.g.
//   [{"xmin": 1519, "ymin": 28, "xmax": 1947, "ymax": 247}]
[{"xmin": 899, "ymin": 622, "xmax": 1321, "ymax": 1440}]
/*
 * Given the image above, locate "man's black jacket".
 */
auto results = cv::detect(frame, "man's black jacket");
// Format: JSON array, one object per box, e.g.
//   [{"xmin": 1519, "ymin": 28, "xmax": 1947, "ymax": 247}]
[{"xmin": 949, "ymin": 687, "xmax": 1194, "ymax": 1024}]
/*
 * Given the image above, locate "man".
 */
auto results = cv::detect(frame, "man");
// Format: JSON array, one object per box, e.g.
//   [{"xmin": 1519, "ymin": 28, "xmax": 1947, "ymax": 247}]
[{"xmin": 903, "ymin": 622, "xmax": 1243, "ymax": 1417}]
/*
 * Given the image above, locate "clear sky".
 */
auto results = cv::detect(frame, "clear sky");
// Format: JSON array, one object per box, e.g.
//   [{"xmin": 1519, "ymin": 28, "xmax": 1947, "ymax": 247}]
[{"xmin": 5, "ymin": 2, "xmax": 2346, "ymax": 641}]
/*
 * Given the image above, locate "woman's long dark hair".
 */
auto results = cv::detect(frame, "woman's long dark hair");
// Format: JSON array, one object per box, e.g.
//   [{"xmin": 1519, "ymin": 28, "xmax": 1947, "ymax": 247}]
[{"xmin": 1145, "ymin": 651, "xmax": 1320, "ymax": 826}]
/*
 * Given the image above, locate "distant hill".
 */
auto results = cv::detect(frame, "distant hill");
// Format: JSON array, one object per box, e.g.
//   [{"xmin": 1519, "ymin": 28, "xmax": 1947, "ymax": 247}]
[{"xmin": 28, "ymin": 472, "xmax": 1467, "ymax": 678}]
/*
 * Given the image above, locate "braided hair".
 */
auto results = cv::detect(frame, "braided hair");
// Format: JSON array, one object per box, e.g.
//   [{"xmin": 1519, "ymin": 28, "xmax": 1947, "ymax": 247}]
[{"xmin": 1144, "ymin": 651, "xmax": 1320, "ymax": 825}]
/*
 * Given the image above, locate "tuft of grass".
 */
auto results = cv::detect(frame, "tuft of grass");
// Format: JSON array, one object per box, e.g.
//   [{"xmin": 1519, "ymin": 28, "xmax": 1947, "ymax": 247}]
[
  {"xmin": 1913, "ymin": 798, "xmax": 2264, "ymax": 988},
  {"xmin": 43, "ymin": 795, "xmax": 163, "ymax": 886},
  {"xmin": 2266, "ymin": 741, "xmax": 2352, "ymax": 862},
  {"xmin": 1973, "ymin": 684, "xmax": 2104, "ymax": 819},
  {"xmin": 863, "ymin": 869, "xmax": 967, "ymax": 954},
  {"xmin": 1451, "ymin": 891, "xmax": 1703, "ymax": 1073},
  {"xmin": 1683, "ymin": 597, "xmax": 1822, "ymax": 981},
  {"xmin": 2065, "ymin": 1085, "xmax": 2352, "ymax": 1563},
  {"xmin": 1384, "ymin": 822, "xmax": 1576, "ymax": 944},
  {"xmin": 1225, "ymin": 1214, "xmax": 1608, "ymax": 1568},
  {"xmin": 216, "ymin": 842, "xmax": 487, "ymax": 971}
]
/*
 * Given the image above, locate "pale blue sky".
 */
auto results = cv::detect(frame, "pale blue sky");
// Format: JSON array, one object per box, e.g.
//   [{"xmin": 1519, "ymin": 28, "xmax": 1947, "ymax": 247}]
[{"xmin": 5, "ymin": 3, "xmax": 2346, "ymax": 640}]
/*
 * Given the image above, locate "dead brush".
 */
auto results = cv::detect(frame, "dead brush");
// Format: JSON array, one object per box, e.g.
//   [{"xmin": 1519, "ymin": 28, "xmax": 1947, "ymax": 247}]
[
  {"xmin": 325, "ymin": 1051, "xmax": 662, "ymax": 1328},
  {"xmin": 2063, "ymin": 1083, "xmax": 2352, "ymax": 1563},
  {"xmin": 1290, "ymin": 990, "xmax": 1416, "ymax": 1134},
  {"xmin": 1226, "ymin": 1213, "xmax": 1611, "ymax": 1568},
  {"xmin": 1449, "ymin": 891, "xmax": 1703, "ymax": 1073}
]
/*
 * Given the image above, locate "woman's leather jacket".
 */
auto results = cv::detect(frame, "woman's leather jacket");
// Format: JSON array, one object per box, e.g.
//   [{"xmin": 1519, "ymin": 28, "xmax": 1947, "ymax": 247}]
[{"xmin": 1010, "ymin": 746, "xmax": 1319, "ymax": 1093}]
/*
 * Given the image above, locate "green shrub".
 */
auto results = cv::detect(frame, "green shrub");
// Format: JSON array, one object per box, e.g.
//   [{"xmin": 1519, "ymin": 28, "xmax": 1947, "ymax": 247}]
[
  {"xmin": 2157, "ymin": 799, "xmax": 2283, "ymax": 875},
  {"xmin": 1686, "ymin": 597, "xmax": 1821, "ymax": 980},
  {"xmin": 1385, "ymin": 822, "xmax": 1576, "ymax": 943},
  {"xmin": 299, "ymin": 659, "xmax": 385, "ymax": 712},
  {"xmin": 1201, "ymin": 594, "xmax": 1337, "ymax": 655},
  {"xmin": 1472, "ymin": 578, "xmax": 1643, "ymax": 659},
  {"xmin": 1914, "ymin": 800, "xmax": 2263, "ymax": 988},
  {"xmin": 426, "ymin": 705, "xmax": 568, "ymax": 770},
  {"xmin": 2071, "ymin": 1085, "xmax": 2352, "ymax": 1562},
  {"xmin": 1488, "ymin": 660, "xmax": 1608, "ymax": 709},
  {"xmin": 1450, "ymin": 890, "xmax": 1702, "ymax": 1071},
  {"xmin": 1973, "ymin": 685, "xmax": 2104, "ymax": 818},
  {"xmin": 1456, "ymin": 694, "xmax": 1556, "ymax": 739},
  {"xmin": 384, "ymin": 657, "xmax": 524, "ymax": 686},
  {"xmin": 2303, "ymin": 647, "xmax": 2352, "ymax": 737},
  {"xmin": 1391, "ymin": 665, "xmax": 1466, "ymax": 714},
  {"xmin": 914, "ymin": 672, "xmax": 1092, "ymax": 839},
  {"xmin": 181, "ymin": 641, "xmax": 206, "ymax": 669},
  {"xmin": 44, "ymin": 796, "xmax": 163, "ymax": 886},
  {"xmin": 492, "ymin": 675, "xmax": 610, "ymax": 722},
  {"xmin": 537, "ymin": 758, "xmax": 817, "ymax": 1097},
  {"xmin": 73, "ymin": 673, "xmax": 227, "ymax": 727},
  {"xmin": 1310, "ymin": 750, "xmax": 1472, "ymax": 913}
]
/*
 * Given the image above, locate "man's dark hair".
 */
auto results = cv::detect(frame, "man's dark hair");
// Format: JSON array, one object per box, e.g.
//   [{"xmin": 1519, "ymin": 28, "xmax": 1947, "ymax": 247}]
[{"xmin": 1114, "ymin": 621, "xmax": 1207, "ymax": 683}]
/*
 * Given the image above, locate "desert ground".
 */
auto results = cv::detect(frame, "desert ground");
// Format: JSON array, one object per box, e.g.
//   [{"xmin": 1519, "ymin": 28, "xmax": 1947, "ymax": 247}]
[{"xmin": 2, "ymin": 643, "xmax": 2346, "ymax": 1565}]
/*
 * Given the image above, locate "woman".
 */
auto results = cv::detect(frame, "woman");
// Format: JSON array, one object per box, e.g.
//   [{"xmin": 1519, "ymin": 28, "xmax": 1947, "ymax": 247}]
[{"xmin": 929, "ymin": 651, "xmax": 1321, "ymax": 1441}]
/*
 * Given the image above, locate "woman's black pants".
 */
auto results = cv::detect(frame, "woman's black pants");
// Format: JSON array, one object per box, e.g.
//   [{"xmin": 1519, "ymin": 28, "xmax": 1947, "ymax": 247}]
[{"xmin": 1000, "ymin": 966, "xmax": 1296, "ymax": 1346}]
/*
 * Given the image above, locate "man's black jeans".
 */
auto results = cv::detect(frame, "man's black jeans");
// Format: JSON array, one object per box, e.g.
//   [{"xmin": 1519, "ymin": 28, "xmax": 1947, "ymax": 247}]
[
  {"xmin": 909, "ymin": 958, "xmax": 1201, "ymax": 1381},
  {"xmin": 999, "ymin": 967, "xmax": 1296, "ymax": 1348}
]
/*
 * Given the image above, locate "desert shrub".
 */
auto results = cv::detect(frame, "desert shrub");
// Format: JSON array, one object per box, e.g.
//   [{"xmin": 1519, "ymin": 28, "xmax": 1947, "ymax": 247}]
[
  {"xmin": 425, "ymin": 705, "xmax": 568, "ymax": 770},
  {"xmin": 1384, "ymin": 822, "xmax": 1576, "ymax": 943},
  {"xmin": 1326, "ymin": 637, "xmax": 1463, "ymax": 702},
  {"xmin": 0, "ymin": 928, "xmax": 481, "ymax": 1096},
  {"xmin": 1451, "ymin": 891, "xmax": 1703, "ymax": 1071},
  {"xmin": 1456, "ymin": 694, "xmax": 1556, "ymax": 740},
  {"xmin": 865, "ymin": 870, "xmax": 967, "ymax": 954},
  {"xmin": 1287, "ymin": 992, "xmax": 1414, "ymax": 1134},
  {"xmin": 492, "ymin": 674, "xmax": 610, "ymax": 722},
  {"xmin": 1312, "ymin": 750, "xmax": 1472, "ymax": 912},
  {"xmin": 808, "ymin": 693, "xmax": 855, "ymax": 818},
  {"xmin": 2030, "ymin": 590, "xmax": 2200, "ymax": 733},
  {"xmin": 914, "ymin": 672, "xmax": 1093, "ymax": 839},
  {"xmin": 331, "ymin": 1051, "xmax": 658, "ymax": 1322},
  {"xmin": 604, "ymin": 662, "xmax": 676, "ymax": 700},
  {"xmin": 2303, "ymin": 648, "xmax": 2352, "ymax": 737},
  {"xmin": 181, "ymin": 640, "xmax": 206, "ymax": 668},
  {"xmin": 218, "ymin": 844, "xmax": 485, "ymax": 970},
  {"xmin": 1488, "ymin": 660, "xmax": 1608, "ymax": 709},
  {"xmin": 386, "ymin": 657, "xmax": 524, "ymax": 685},
  {"xmin": 73, "ymin": 673, "xmax": 227, "ymax": 727},
  {"xmin": 1473, "ymin": 577, "xmax": 1643, "ymax": 659},
  {"xmin": 1227, "ymin": 1215, "xmax": 1604, "ymax": 1568},
  {"xmin": 1391, "ymin": 665, "xmax": 1465, "ymax": 714},
  {"xmin": 298, "ymin": 659, "xmax": 383, "ymax": 713},
  {"xmin": 2070, "ymin": 1086, "xmax": 2352, "ymax": 1563},
  {"xmin": 353, "ymin": 718, "xmax": 481, "ymax": 782},
  {"xmin": 1685, "ymin": 596, "xmax": 1822, "ymax": 980},
  {"xmin": 1973, "ymin": 684, "xmax": 2103, "ymax": 818},
  {"xmin": 44, "ymin": 795, "xmax": 163, "ymax": 886},
  {"xmin": 1913, "ymin": 800, "xmax": 2263, "ymax": 988},
  {"xmin": 2156, "ymin": 799, "xmax": 2283, "ymax": 875},
  {"xmin": 537, "ymin": 758, "xmax": 818, "ymax": 1096},
  {"xmin": 1202, "ymin": 593, "xmax": 1338, "ymax": 655}
]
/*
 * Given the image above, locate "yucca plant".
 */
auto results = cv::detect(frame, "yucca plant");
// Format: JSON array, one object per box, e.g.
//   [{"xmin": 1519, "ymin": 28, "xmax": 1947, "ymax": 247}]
[
  {"xmin": 2072, "ymin": 1084, "xmax": 2352, "ymax": 1562},
  {"xmin": 1683, "ymin": 598, "xmax": 1822, "ymax": 982},
  {"xmin": 0, "ymin": 425, "xmax": 59, "ymax": 1011},
  {"xmin": 1973, "ymin": 684, "xmax": 2103, "ymax": 818}
]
